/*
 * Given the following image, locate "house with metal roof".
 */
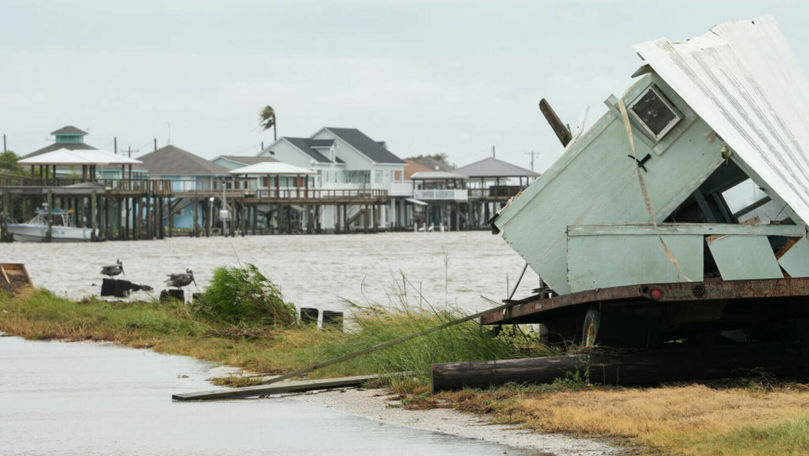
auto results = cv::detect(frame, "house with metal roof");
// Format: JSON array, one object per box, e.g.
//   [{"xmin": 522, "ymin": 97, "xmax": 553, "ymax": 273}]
[{"xmin": 258, "ymin": 127, "xmax": 408, "ymax": 230}]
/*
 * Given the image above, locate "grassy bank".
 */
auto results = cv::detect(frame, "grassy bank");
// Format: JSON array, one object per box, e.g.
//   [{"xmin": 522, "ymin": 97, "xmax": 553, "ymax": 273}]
[
  {"xmin": 2, "ymin": 288, "xmax": 809, "ymax": 455},
  {"xmin": 0, "ymin": 288, "xmax": 542, "ymax": 384}
]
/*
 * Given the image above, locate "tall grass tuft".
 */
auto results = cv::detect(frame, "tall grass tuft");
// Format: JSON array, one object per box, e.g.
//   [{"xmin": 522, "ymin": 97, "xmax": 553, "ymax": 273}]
[
  {"xmin": 305, "ymin": 302, "xmax": 552, "ymax": 384},
  {"xmin": 192, "ymin": 263, "xmax": 296, "ymax": 327}
]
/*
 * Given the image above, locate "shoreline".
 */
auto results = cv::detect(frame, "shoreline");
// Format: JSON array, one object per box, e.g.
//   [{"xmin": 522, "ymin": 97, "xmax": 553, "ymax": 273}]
[{"xmin": 293, "ymin": 387, "xmax": 620, "ymax": 456}]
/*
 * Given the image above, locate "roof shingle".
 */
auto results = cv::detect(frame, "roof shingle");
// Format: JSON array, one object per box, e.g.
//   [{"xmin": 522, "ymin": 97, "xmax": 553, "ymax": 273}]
[
  {"xmin": 324, "ymin": 128, "xmax": 404, "ymax": 164},
  {"xmin": 136, "ymin": 145, "xmax": 230, "ymax": 176}
]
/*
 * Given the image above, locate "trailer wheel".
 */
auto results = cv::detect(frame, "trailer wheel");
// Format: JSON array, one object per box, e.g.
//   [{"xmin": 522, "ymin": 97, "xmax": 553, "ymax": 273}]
[{"xmin": 583, "ymin": 306, "xmax": 600, "ymax": 347}]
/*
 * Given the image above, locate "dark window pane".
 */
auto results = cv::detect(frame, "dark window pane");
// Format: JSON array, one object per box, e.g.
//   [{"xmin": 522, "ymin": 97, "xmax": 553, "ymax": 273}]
[{"xmin": 630, "ymin": 89, "xmax": 678, "ymax": 136}]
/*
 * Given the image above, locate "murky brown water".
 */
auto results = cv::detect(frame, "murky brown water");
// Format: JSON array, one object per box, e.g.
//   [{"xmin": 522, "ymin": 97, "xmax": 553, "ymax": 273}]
[
  {"xmin": 1, "ymin": 232, "xmax": 539, "ymax": 315},
  {"xmin": 0, "ymin": 335, "xmax": 534, "ymax": 455}
]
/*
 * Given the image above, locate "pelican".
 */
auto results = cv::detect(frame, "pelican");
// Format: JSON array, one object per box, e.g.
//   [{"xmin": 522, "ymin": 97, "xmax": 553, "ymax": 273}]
[
  {"xmin": 165, "ymin": 269, "xmax": 196, "ymax": 289},
  {"xmin": 101, "ymin": 259, "xmax": 124, "ymax": 277}
]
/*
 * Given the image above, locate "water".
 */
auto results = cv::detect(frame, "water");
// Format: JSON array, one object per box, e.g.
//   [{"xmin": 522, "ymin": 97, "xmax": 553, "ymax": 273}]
[
  {"xmin": 1, "ymin": 232, "xmax": 539, "ymax": 314},
  {"xmin": 0, "ymin": 336, "xmax": 533, "ymax": 455}
]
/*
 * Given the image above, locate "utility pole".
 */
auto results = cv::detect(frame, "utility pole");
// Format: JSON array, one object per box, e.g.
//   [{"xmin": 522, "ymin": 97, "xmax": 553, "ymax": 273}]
[
  {"xmin": 153, "ymin": 138, "xmax": 157, "ymax": 151},
  {"xmin": 114, "ymin": 137, "xmax": 118, "ymax": 155},
  {"xmin": 491, "ymin": 145, "xmax": 496, "ymax": 158},
  {"xmin": 261, "ymin": 141, "xmax": 264, "ymax": 152},
  {"xmin": 2, "ymin": 134, "xmax": 6, "ymax": 152},
  {"xmin": 525, "ymin": 150, "xmax": 539, "ymax": 171},
  {"xmin": 128, "ymin": 146, "xmax": 132, "ymax": 158}
]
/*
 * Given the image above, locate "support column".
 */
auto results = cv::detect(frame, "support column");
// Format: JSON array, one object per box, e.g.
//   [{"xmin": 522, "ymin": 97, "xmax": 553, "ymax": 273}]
[
  {"xmin": 46, "ymin": 190, "xmax": 53, "ymax": 242},
  {"xmin": 90, "ymin": 192, "xmax": 98, "ymax": 241}
]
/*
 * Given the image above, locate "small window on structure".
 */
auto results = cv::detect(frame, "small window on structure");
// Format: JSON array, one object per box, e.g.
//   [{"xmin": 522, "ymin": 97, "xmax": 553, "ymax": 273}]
[{"xmin": 629, "ymin": 86, "xmax": 682, "ymax": 141}]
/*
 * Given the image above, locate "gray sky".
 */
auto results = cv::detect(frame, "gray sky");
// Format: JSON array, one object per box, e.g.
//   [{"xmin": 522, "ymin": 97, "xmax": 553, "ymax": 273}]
[{"xmin": 1, "ymin": 0, "xmax": 807, "ymax": 171}]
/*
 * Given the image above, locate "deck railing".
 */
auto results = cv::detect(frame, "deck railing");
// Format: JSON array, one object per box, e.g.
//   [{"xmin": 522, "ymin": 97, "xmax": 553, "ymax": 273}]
[{"xmin": 0, "ymin": 176, "xmax": 173, "ymax": 195}]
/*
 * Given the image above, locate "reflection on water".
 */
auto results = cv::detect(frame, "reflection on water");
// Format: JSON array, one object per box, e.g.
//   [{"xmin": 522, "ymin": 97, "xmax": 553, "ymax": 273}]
[
  {"xmin": 2, "ymin": 232, "xmax": 539, "ymax": 314},
  {"xmin": 0, "ymin": 336, "xmax": 530, "ymax": 455}
]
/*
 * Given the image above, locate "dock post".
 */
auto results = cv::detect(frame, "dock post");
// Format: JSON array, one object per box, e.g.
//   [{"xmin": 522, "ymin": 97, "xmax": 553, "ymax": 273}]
[
  {"xmin": 251, "ymin": 205, "xmax": 257, "ymax": 235},
  {"xmin": 192, "ymin": 197, "xmax": 198, "ymax": 237},
  {"xmin": 241, "ymin": 202, "xmax": 246, "ymax": 237},
  {"xmin": 104, "ymin": 196, "xmax": 111, "ymax": 240},
  {"xmin": 1, "ymin": 192, "xmax": 10, "ymax": 242},
  {"xmin": 90, "ymin": 192, "xmax": 98, "ymax": 241},
  {"xmin": 133, "ymin": 198, "xmax": 140, "ymax": 240},
  {"xmin": 145, "ymin": 195, "xmax": 152, "ymax": 240},
  {"xmin": 46, "ymin": 190, "xmax": 53, "ymax": 242}
]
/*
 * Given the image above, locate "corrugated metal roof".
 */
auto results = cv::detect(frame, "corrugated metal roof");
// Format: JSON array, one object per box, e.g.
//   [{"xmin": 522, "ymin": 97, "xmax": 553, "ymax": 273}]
[
  {"xmin": 324, "ymin": 127, "xmax": 405, "ymax": 164},
  {"xmin": 455, "ymin": 157, "xmax": 539, "ymax": 178},
  {"xmin": 136, "ymin": 145, "xmax": 229, "ymax": 176},
  {"xmin": 635, "ymin": 15, "xmax": 809, "ymax": 225}
]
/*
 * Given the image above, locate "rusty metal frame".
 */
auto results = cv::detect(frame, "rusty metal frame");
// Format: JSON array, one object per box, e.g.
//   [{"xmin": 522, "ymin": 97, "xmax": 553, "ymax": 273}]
[{"xmin": 481, "ymin": 277, "xmax": 809, "ymax": 325}]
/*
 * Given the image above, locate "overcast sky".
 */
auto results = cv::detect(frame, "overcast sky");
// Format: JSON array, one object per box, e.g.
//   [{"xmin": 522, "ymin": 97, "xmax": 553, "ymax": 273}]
[{"xmin": 1, "ymin": 0, "xmax": 808, "ymax": 171}]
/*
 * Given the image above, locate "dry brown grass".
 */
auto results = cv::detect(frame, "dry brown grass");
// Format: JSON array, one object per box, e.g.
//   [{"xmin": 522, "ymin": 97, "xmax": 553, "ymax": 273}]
[{"xmin": 427, "ymin": 382, "xmax": 809, "ymax": 455}]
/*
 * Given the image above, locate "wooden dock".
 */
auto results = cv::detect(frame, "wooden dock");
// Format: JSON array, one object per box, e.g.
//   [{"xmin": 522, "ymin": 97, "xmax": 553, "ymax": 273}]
[
  {"xmin": 172, "ymin": 374, "xmax": 381, "ymax": 401},
  {"xmin": 0, "ymin": 173, "xmax": 390, "ymax": 241}
]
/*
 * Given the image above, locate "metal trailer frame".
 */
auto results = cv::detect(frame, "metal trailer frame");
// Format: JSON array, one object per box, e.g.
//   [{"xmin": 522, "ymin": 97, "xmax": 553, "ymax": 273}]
[{"xmin": 481, "ymin": 277, "xmax": 809, "ymax": 347}]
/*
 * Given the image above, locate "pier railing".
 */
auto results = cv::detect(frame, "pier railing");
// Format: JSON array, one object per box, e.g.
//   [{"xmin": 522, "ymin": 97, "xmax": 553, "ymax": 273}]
[
  {"xmin": 253, "ymin": 188, "xmax": 388, "ymax": 202},
  {"xmin": 0, "ymin": 175, "xmax": 174, "ymax": 195}
]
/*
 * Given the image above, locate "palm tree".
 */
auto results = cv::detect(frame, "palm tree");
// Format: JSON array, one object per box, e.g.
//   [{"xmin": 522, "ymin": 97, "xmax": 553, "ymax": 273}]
[{"xmin": 259, "ymin": 105, "xmax": 277, "ymax": 141}]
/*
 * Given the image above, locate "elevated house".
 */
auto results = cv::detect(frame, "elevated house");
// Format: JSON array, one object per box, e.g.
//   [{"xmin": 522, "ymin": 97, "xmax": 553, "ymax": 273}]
[
  {"xmin": 258, "ymin": 127, "xmax": 408, "ymax": 230},
  {"xmin": 455, "ymin": 156, "xmax": 539, "ymax": 228},
  {"xmin": 137, "ymin": 145, "xmax": 230, "ymax": 230}
]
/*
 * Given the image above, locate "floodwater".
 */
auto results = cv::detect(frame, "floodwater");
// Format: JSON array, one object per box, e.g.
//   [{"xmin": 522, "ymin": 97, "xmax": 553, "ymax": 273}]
[
  {"xmin": 0, "ymin": 335, "xmax": 533, "ymax": 455},
  {"xmin": 1, "ymin": 231, "xmax": 540, "ymax": 315}
]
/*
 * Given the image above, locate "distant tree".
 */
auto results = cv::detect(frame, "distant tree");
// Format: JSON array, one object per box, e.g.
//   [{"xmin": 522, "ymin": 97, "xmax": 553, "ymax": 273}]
[
  {"xmin": 0, "ymin": 150, "xmax": 20, "ymax": 174},
  {"xmin": 405, "ymin": 153, "xmax": 455, "ymax": 168},
  {"xmin": 259, "ymin": 105, "xmax": 278, "ymax": 141}
]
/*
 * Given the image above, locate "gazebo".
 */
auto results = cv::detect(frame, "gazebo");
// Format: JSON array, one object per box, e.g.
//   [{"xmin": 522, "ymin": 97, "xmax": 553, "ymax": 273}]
[
  {"xmin": 454, "ymin": 156, "xmax": 539, "ymax": 199},
  {"xmin": 18, "ymin": 148, "xmax": 142, "ymax": 181}
]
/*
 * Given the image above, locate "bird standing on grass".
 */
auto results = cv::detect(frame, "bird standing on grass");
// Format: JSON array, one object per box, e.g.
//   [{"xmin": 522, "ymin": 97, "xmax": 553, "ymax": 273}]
[
  {"xmin": 165, "ymin": 269, "xmax": 196, "ymax": 289},
  {"xmin": 100, "ymin": 259, "xmax": 124, "ymax": 277}
]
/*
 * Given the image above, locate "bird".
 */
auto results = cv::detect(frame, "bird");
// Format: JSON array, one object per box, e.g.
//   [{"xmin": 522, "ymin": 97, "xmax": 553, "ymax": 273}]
[
  {"xmin": 164, "ymin": 269, "xmax": 196, "ymax": 289},
  {"xmin": 101, "ymin": 259, "xmax": 124, "ymax": 277}
]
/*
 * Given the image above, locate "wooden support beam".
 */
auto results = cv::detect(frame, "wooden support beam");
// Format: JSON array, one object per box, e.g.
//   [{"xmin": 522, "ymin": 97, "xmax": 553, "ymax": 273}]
[
  {"xmin": 90, "ymin": 192, "xmax": 97, "ymax": 241},
  {"xmin": 172, "ymin": 374, "xmax": 382, "ymax": 402},
  {"xmin": 430, "ymin": 343, "xmax": 809, "ymax": 393},
  {"xmin": 45, "ymin": 190, "xmax": 53, "ymax": 242}
]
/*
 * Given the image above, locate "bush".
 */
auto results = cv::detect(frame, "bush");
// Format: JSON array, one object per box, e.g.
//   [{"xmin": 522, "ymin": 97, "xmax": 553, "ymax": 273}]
[{"xmin": 193, "ymin": 263, "xmax": 296, "ymax": 326}]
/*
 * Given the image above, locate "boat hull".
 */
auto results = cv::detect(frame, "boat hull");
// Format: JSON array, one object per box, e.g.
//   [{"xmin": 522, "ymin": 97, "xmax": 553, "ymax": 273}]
[{"xmin": 7, "ymin": 224, "xmax": 96, "ymax": 242}]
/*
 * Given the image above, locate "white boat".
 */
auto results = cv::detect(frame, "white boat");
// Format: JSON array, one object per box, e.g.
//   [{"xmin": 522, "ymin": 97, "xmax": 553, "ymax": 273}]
[{"xmin": 7, "ymin": 209, "xmax": 96, "ymax": 242}]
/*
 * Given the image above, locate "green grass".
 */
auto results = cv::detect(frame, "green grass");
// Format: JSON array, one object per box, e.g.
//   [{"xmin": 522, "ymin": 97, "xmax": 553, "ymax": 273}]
[
  {"xmin": 0, "ymin": 289, "xmax": 547, "ymax": 387},
  {"xmin": 691, "ymin": 417, "xmax": 809, "ymax": 456}
]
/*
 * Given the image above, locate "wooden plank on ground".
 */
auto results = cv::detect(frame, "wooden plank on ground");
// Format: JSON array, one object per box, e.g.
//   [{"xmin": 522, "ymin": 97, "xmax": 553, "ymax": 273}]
[{"xmin": 172, "ymin": 374, "xmax": 380, "ymax": 401}]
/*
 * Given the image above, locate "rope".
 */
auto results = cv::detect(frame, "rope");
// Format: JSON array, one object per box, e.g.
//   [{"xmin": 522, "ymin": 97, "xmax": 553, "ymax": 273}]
[{"xmin": 617, "ymin": 98, "xmax": 691, "ymax": 282}]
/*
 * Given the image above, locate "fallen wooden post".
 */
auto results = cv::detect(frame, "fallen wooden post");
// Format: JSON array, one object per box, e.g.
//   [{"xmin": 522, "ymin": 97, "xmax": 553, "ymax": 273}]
[
  {"xmin": 173, "ymin": 374, "xmax": 381, "ymax": 401},
  {"xmin": 431, "ymin": 343, "xmax": 809, "ymax": 393}
]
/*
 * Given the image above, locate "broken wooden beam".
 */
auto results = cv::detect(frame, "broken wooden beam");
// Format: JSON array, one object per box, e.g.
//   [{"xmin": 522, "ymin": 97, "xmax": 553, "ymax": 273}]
[
  {"xmin": 431, "ymin": 343, "xmax": 809, "ymax": 393},
  {"xmin": 172, "ymin": 374, "xmax": 381, "ymax": 401}
]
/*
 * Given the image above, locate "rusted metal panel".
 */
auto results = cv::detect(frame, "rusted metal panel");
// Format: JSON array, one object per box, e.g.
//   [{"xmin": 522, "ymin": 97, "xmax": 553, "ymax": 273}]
[
  {"xmin": 706, "ymin": 235, "xmax": 784, "ymax": 280},
  {"xmin": 480, "ymin": 278, "xmax": 809, "ymax": 325}
]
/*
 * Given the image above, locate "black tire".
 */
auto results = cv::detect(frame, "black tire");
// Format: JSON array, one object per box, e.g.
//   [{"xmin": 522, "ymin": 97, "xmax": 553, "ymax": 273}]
[{"xmin": 583, "ymin": 306, "xmax": 600, "ymax": 347}]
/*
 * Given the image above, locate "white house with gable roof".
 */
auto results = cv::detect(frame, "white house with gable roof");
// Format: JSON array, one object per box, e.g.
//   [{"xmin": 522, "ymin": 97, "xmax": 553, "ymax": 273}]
[{"xmin": 257, "ymin": 127, "xmax": 409, "ymax": 230}]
